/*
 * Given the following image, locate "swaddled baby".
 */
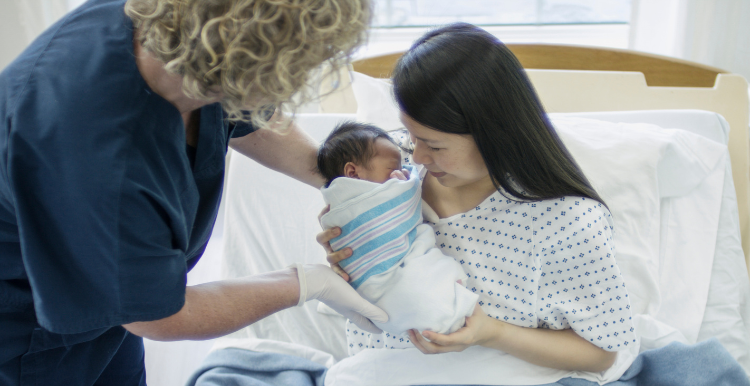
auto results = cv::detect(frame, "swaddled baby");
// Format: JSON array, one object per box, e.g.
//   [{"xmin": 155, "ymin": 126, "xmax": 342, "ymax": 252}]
[{"xmin": 317, "ymin": 121, "xmax": 478, "ymax": 338}]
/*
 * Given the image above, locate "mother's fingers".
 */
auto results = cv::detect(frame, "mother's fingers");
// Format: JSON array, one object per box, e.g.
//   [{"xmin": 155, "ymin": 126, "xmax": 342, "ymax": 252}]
[
  {"xmin": 331, "ymin": 262, "xmax": 350, "ymax": 282},
  {"xmin": 327, "ymin": 247, "xmax": 352, "ymax": 282},
  {"xmin": 326, "ymin": 245, "xmax": 351, "ymax": 265},
  {"xmin": 420, "ymin": 329, "xmax": 458, "ymax": 347},
  {"xmin": 315, "ymin": 226, "xmax": 352, "ymax": 281},
  {"xmin": 408, "ymin": 329, "xmax": 445, "ymax": 354},
  {"xmin": 408, "ymin": 329, "xmax": 429, "ymax": 354},
  {"xmin": 315, "ymin": 227, "xmax": 341, "ymax": 254},
  {"xmin": 389, "ymin": 170, "xmax": 407, "ymax": 181}
]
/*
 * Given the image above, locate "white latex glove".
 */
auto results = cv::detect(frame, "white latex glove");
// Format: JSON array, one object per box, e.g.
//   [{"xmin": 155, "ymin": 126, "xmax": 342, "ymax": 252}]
[{"xmin": 291, "ymin": 263, "xmax": 388, "ymax": 334}]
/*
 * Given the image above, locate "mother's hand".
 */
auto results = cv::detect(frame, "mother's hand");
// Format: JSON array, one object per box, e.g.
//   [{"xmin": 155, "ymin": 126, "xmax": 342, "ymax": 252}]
[
  {"xmin": 316, "ymin": 205, "xmax": 353, "ymax": 281},
  {"xmin": 408, "ymin": 304, "xmax": 495, "ymax": 354}
]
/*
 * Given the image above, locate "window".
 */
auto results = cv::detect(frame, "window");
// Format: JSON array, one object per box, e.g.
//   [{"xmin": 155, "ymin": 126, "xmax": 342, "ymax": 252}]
[
  {"xmin": 357, "ymin": 0, "xmax": 633, "ymax": 59},
  {"xmin": 372, "ymin": 0, "xmax": 632, "ymax": 27}
]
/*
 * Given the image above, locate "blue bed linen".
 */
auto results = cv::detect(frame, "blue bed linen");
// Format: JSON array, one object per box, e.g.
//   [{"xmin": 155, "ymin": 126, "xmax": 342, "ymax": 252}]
[
  {"xmin": 546, "ymin": 339, "xmax": 750, "ymax": 386},
  {"xmin": 187, "ymin": 349, "xmax": 327, "ymax": 386},
  {"xmin": 191, "ymin": 339, "xmax": 748, "ymax": 386},
  {"xmin": 422, "ymin": 339, "xmax": 749, "ymax": 386}
]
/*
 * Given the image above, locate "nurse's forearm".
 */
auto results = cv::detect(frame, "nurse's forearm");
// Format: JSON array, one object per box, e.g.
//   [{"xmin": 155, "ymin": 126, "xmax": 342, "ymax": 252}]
[
  {"xmin": 123, "ymin": 268, "xmax": 300, "ymax": 341},
  {"xmin": 229, "ymin": 117, "xmax": 325, "ymax": 189}
]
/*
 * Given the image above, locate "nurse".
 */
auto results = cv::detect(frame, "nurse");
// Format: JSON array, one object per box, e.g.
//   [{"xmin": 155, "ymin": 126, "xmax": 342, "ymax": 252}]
[{"xmin": 0, "ymin": 0, "xmax": 384, "ymax": 385}]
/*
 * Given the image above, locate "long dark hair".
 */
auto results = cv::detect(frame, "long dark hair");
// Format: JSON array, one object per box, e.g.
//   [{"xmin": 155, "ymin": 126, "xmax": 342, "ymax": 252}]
[{"xmin": 392, "ymin": 23, "xmax": 604, "ymax": 204}]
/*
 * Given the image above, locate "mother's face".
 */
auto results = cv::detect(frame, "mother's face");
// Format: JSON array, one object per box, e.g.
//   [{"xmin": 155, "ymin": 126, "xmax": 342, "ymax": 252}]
[{"xmin": 400, "ymin": 112, "xmax": 489, "ymax": 189}]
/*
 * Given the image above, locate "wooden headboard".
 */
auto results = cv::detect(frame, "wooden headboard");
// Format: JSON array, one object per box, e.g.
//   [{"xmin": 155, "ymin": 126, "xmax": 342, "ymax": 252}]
[
  {"xmin": 352, "ymin": 44, "xmax": 728, "ymax": 87},
  {"xmin": 336, "ymin": 44, "xmax": 750, "ymax": 273}
]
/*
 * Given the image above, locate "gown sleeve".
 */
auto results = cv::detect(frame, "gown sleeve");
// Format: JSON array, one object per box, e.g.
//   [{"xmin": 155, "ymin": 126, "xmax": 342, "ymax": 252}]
[{"xmin": 534, "ymin": 197, "xmax": 637, "ymax": 352}]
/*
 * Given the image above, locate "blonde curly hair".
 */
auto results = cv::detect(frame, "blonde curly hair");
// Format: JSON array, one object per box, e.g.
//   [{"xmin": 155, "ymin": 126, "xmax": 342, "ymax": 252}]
[{"xmin": 125, "ymin": 0, "xmax": 370, "ymax": 128}]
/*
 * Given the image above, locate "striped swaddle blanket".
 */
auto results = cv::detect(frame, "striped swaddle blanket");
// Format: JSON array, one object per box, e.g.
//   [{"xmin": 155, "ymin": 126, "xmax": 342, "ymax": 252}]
[
  {"xmin": 320, "ymin": 165, "xmax": 422, "ymax": 289},
  {"xmin": 320, "ymin": 165, "xmax": 478, "ymax": 336}
]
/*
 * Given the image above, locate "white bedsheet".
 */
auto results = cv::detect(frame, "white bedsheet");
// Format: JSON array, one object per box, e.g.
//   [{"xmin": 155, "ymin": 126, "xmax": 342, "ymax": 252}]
[
  {"xmin": 213, "ymin": 110, "xmax": 750, "ymax": 384},
  {"xmin": 214, "ymin": 114, "xmax": 355, "ymax": 363}
]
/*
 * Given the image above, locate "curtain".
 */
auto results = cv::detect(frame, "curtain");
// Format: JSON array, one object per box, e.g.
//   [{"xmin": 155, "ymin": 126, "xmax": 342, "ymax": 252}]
[
  {"xmin": 630, "ymin": 0, "xmax": 750, "ymax": 82},
  {"xmin": 679, "ymin": 0, "xmax": 750, "ymax": 82}
]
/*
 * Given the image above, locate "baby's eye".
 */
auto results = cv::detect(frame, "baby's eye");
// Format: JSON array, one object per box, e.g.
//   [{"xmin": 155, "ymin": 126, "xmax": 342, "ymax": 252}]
[{"xmin": 428, "ymin": 146, "xmax": 442, "ymax": 151}]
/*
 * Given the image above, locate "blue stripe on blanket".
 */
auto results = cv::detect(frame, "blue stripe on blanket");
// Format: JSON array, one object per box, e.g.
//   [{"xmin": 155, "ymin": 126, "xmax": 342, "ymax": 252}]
[
  {"xmin": 333, "ymin": 195, "xmax": 419, "ymax": 250},
  {"xmin": 339, "ymin": 203, "xmax": 421, "ymax": 269},
  {"xmin": 333, "ymin": 182, "xmax": 419, "ymax": 243},
  {"xmin": 349, "ymin": 227, "xmax": 418, "ymax": 290},
  {"xmin": 338, "ymin": 207, "xmax": 421, "ymax": 288},
  {"xmin": 336, "ymin": 196, "xmax": 420, "ymax": 267}
]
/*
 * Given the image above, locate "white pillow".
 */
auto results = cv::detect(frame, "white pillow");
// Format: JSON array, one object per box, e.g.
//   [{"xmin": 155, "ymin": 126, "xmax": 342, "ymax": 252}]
[
  {"xmin": 564, "ymin": 111, "xmax": 749, "ymax": 371},
  {"xmin": 351, "ymin": 72, "xmax": 403, "ymax": 131},
  {"xmin": 551, "ymin": 116, "xmax": 727, "ymax": 345}
]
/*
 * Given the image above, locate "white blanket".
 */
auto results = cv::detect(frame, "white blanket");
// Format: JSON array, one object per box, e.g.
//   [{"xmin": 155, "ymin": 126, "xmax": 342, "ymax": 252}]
[{"xmin": 320, "ymin": 166, "xmax": 478, "ymax": 336}]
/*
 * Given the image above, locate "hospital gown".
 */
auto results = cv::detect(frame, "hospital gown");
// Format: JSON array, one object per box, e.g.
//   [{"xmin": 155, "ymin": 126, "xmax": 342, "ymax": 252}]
[{"xmin": 346, "ymin": 131, "xmax": 637, "ymax": 354}]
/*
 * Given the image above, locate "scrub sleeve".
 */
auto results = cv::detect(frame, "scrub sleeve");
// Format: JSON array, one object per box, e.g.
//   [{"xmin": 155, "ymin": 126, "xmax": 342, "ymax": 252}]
[{"xmin": 0, "ymin": 0, "xmax": 260, "ymax": 384}]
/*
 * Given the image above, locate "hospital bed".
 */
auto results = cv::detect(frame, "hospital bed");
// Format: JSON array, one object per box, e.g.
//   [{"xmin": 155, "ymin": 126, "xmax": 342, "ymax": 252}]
[{"xmin": 146, "ymin": 45, "xmax": 750, "ymax": 385}]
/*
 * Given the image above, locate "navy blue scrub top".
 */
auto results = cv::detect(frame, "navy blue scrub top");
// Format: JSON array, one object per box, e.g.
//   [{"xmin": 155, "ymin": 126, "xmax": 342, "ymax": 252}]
[{"xmin": 0, "ymin": 0, "xmax": 260, "ymax": 384}]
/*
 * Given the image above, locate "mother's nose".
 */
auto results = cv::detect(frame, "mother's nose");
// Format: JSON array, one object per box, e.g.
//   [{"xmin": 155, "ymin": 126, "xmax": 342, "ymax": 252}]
[{"xmin": 411, "ymin": 142, "xmax": 432, "ymax": 165}]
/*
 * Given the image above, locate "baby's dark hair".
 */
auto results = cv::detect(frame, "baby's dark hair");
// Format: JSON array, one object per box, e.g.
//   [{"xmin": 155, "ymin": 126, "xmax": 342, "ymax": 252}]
[{"xmin": 317, "ymin": 121, "xmax": 396, "ymax": 187}]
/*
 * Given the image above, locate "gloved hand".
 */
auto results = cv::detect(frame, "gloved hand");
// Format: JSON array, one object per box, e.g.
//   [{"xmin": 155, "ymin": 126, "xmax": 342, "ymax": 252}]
[{"xmin": 291, "ymin": 263, "xmax": 388, "ymax": 334}]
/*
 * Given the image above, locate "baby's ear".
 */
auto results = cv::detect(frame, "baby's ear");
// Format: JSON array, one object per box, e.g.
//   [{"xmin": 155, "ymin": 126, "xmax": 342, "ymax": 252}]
[{"xmin": 343, "ymin": 162, "xmax": 360, "ymax": 179}]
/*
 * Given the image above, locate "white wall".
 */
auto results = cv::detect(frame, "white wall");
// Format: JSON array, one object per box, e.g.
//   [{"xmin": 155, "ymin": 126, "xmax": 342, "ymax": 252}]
[
  {"xmin": 0, "ymin": 0, "xmax": 31, "ymax": 71},
  {"xmin": 680, "ymin": 0, "xmax": 750, "ymax": 82},
  {"xmin": 0, "ymin": 0, "xmax": 72, "ymax": 71}
]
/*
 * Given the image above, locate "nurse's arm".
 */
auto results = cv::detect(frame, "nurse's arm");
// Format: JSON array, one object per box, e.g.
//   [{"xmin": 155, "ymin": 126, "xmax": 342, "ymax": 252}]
[
  {"xmin": 122, "ymin": 268, "xmax": 300, "ymax": 341},
  {"xmin": 228, "ymin": 113, "xmax": 325, "ymax": 189}
]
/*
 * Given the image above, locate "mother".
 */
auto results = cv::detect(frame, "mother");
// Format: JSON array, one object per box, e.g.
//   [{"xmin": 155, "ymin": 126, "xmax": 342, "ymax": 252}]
[
  {"xmin": 321, "ymin": 23, "xmax": 636, "ymax": 374},
  {"xmin": 0, "ymin": 0, "xmax": 386, "ymax": 385}
]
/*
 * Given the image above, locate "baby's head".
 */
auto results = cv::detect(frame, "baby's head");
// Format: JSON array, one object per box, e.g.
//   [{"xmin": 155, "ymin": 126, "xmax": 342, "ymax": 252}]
[{"xmin": 318, "ymin": 121, "xmax": 403, "ymax": 187}]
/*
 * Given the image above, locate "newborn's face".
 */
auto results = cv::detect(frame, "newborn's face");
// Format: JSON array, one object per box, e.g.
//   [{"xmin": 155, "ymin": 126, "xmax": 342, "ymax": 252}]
[{"xmin": 359, "ymin": 138, "xmax": 403, "ymax": 184}]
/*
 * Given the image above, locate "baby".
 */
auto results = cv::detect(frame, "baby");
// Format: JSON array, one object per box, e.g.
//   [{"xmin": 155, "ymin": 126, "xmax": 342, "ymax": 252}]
[
  {"xmin": 317, "ymin": 121, "xmax": 409, "ymax": 185},
  {"xmin": 317, "ymin": 121, "xmax": 478, "ymax": 339}
]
